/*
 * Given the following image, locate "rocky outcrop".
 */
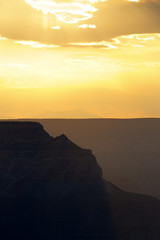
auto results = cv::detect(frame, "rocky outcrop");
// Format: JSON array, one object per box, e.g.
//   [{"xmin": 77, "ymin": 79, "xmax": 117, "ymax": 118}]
[{"xmin": 0, "ymin": 121, "xmax": 159, "ymax": 240}]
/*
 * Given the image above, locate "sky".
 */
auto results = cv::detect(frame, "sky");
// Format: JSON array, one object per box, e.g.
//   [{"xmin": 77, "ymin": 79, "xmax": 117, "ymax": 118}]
[{"xmin": 0, "ymin": 0, "xmax": 160, "ymax": 118}]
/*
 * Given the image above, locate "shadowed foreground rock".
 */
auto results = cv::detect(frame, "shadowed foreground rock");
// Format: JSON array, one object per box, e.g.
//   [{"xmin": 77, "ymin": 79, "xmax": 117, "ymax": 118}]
[{"xmin": 0, "ymin": 121, "xmax": 159, "ymax": 239}]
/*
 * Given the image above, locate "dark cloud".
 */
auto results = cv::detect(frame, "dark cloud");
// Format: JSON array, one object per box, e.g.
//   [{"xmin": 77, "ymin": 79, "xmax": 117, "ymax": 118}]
[{"xmin": 0, "ymin": 0, "xmax": 160, "ymax": 45}]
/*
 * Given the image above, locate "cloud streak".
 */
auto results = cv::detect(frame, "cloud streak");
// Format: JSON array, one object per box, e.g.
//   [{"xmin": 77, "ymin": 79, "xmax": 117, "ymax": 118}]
[
  {"xmin": 78, "ymin": 24, "xmax": 96, "ymax": 28},
  {"xmin": 69, "ymin": 33, "xmax": 160, "ymax": 49},
  {"xmin": 14, "ymin": 40, "xmax": 59, "ymax": 48}
]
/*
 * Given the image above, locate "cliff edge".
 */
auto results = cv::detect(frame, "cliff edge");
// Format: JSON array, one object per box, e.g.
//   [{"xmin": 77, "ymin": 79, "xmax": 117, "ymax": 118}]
[{"xmin": 0, "ymin": 121, "xmax": 159, "ymax": 240}]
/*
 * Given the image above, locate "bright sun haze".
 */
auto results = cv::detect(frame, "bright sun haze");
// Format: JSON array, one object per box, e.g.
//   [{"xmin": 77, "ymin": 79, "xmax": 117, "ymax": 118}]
[{"xmin": 0, "ymin": 0, "xmax": 160, "ymax": 118}]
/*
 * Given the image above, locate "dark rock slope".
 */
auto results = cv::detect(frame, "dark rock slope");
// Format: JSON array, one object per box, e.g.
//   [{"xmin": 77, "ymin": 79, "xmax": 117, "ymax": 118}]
[{"xmin": 0, "ymin": 121, "xmax": 159, "ymax": 240}]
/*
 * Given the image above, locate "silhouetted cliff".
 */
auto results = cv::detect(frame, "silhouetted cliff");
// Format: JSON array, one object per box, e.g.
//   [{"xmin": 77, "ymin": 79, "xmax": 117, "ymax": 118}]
[
  {"xmin": 32, "ymin": 118, "xmax": 160, "ymax": 199},
  {"xmin": 0, "ymin": 121, "xmax": 159, "ymax": 239}
]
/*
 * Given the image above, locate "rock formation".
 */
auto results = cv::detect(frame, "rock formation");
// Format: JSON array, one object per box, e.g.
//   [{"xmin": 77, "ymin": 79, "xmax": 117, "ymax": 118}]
[{"xmin": 0, "ymin": 121, "xmax": 159, "ymax": 239}]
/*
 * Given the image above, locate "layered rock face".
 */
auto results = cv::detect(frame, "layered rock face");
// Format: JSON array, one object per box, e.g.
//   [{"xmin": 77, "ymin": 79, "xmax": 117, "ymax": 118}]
[{"xmin": 0, "ymin": 121, "xmax": 159, "ymax": 240}]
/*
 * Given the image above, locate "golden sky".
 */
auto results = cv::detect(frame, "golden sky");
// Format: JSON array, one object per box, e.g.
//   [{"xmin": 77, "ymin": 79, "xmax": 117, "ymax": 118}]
[{"xmin": 0, "ymin": 0, "xmax": 160, "ymax": 118}]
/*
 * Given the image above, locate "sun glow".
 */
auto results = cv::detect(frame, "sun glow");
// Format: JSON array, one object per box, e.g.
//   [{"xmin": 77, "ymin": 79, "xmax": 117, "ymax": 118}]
[
  {"xmin": 25, "ymin": 0, "xmax": 97, "ymax": 23},
  {"xmin": 128, "ymin": 0, "xmax": 140, "ymax": 2},
  {"xmin": 0, "ymin": 0, "xmax": 160, "ymax": 118}
]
